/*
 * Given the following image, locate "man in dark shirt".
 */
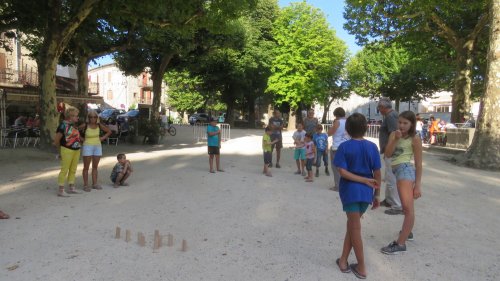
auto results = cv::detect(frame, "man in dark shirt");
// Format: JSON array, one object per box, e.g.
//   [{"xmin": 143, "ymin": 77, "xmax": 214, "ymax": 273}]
[
  {"xmin": 268, "ymin": 109, "xmax": 284, "ymax": 168},
  {"xmin": 378, "ymin": 97, "xmax": 403, "ymax": 214}
]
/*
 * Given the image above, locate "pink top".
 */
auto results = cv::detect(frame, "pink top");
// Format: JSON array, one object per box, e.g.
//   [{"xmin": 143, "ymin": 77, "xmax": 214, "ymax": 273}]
[{"xmin": 305, "ymin": 141, "xmax": 315, "ymax": 159}]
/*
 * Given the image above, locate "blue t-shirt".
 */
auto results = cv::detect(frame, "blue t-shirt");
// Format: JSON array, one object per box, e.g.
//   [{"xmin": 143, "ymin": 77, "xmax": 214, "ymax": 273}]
[
  {"xmin": 207, "ymin": 124, "xmax": 220, "ymax": 147},
  {"xmin": 313, "ymin": 132, "xmax": 328, "ymax": 151},
  {"xmin": 334, "ymin": 139, "xmax": 381, "ymax": 206}
]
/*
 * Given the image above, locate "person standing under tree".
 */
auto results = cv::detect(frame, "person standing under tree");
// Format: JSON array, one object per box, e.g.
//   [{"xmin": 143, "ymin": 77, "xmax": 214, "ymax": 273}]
[
  {"xmin": 304, "ymin": 109, "xmax": 319, "ymax": 135},
  {"xmin": 378, "ymin": 97, "xmax": 403, "ymax": 215},
  {"xmin": 54, "ymin": 107, "xmax": 82, "ymax": 197},
  {"xmin": 207, "ymin": 117, "xmax": 224, "ymax": 173},
  {"xmin": 328, "ymin": 107, "xmax": 349, "ymax": 191},
  {"xmin": 268, "ymin": 109, "xmax": 284, "ymax": 168}
]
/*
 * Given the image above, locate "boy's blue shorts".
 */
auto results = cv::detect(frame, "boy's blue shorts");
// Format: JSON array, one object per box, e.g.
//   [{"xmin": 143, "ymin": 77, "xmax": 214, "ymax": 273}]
[{"xmin": 343, "ymin": 202, "xmax": 370, "ymax": 213}]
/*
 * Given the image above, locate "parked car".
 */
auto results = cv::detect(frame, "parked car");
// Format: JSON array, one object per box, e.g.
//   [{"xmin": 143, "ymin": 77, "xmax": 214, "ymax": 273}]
[
  {"xmin": 116, "ymin": 109, "xmax": 140, "ymax": 131},
  {"xmin": 99, "ymin": 109, "xmax": 125, "ymax": 123},
  {"xmin": 117, "ymin": 110, "xmax": 140, "ymax": 124},
  {"xmin": 189, "ymin": 113, "xmax": 210, "ymax": 125}
]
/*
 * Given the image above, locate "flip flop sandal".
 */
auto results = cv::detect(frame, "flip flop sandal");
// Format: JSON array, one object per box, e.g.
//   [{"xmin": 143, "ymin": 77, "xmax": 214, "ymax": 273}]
[
  {"xmin": 83, "ymin": 186, "xmax": 91, "ymax": 192},
  {"xmin": 92, "ymin": 185, "xmax": 102, "ymax": 190},
  {"xmin": 350, "ymin": 264, "xmax": 367, "ymax": 279},
  {"xmin": 57, "ymin": 191, "xmax": 70, "ymax": 197},
  {"xmin": 217, "ymin": 169, "xmax": 225, "ymax": 172},
  {"xmin": 336, "ymin": 258, "xmax": 351, "ymax": 273},
  {"xmin": 0, "ymin": 211, "xmax": 10, "ymax": 219},
  {"xmin": 209, "ymin": 170, "xmax": 215, "ymax": 173}
]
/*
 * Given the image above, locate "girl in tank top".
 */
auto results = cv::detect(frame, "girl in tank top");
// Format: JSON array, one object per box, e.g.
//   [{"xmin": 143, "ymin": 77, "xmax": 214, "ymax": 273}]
[{"xmin": 381, "ymin": 111, "xmax": 422, "ymax": 255}]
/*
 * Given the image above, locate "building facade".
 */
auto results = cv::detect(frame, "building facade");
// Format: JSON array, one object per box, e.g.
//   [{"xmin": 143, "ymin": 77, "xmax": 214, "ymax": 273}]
[{"xmin": 88, "ymin": 63, "xmax": 167, "ymax": 111}]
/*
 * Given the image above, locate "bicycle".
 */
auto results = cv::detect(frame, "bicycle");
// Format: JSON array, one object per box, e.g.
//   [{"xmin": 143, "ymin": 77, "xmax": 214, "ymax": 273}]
[{"xmin": 160, "ymin": 124, "xmax": 176, "ymax": 137}]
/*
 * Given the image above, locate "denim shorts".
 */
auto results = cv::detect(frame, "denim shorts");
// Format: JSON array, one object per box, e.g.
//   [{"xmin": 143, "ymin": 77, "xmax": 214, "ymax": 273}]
[
  {"xmin": 263, "ymin": 152, "xmax": 272, "ymax": 165},
  {"xmin": 392, "ymin": 163, "xmax": 416, "ymax": 181},
  {"xmin": 343, "ymin": 202, "xmax": 370, "ymax": 213},
  {"xmin": 305, "ymin": 158, "xmax": 314, "ymax": 171},
  {"xmin": 81, "ymin": 144, "xmax": 102, "ymax": 157}
]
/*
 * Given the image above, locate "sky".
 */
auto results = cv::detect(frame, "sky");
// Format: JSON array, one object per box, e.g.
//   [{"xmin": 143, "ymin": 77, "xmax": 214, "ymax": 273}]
[
  {"xmin": 278, "ymin": 0, "xmax": 360, "ymax": 54},
  {"xmin": 90, "ymin": 0, "xmax": 359, "ymax": 67}
]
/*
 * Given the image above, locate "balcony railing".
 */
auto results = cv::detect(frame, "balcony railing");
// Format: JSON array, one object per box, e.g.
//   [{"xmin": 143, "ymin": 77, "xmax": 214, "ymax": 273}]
[
  {"xmin": 138, "ymin": 78, "xmax": 153, "ymax": 88},
  {"xmin": 88, "ymin": 82, "xmax": 99, "ymax": 95},
  {"xmin": 0, "ymin": 68, "xmax": 39, "ymax": 86}
]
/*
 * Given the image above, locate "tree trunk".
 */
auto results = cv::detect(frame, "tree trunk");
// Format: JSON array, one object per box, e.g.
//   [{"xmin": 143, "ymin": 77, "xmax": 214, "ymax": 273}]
[
  {"xmin": 151, "ymin": 54, "xmax": 173, "ymax": 120},
  {"xmin": 395, "ymin": 99, "xmax": 400, "ymax": 112},
  {"xmin": 77, "ymin": 54, "xmax": 89, "ymax": 97},
  {"xmin": 451, "ymin": 48, "xmax": 474, "ymax": 123},
  {"xmin": 36, "ymin": 0, "xmax": 100, "ymax": 147},
  {"xmin": 247, "ymin": 96, "xmax": 256, "ymax": 128},
  {"xmin": 38, "ymin": 47, "xmax": 60, "ymax": 149},
  {"xmin": 226, "ymin": 100, "xmax": 235, "ymax": 127},
  {"xmin": 462, "ymin": 0, "xmax": 500, "ymax": 170}
]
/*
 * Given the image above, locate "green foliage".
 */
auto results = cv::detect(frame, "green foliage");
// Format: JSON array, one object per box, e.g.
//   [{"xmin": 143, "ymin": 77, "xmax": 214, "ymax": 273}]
[
  {"xmin": 347, "ymin": 42, "xmax": 448, "ymax": 101},
  {"xmin": 267, "ymin": 1, "xmax": 348, "ymax": 110},
  {"xmin": 164, "ymin": 70, "xmax": 205, "ymax": 114}
]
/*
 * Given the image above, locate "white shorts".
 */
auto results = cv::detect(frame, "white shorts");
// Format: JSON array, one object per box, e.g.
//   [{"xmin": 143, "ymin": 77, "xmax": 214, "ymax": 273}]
[{"xmin": 81, "ymin": 144, "xmax": 102, "ymax": 157}]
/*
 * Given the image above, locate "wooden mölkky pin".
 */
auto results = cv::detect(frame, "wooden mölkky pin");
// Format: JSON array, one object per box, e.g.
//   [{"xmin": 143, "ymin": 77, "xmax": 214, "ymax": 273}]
[
  {"xmin": 167, "ymin": 233, "xmax": 174, "ymax": 247},
  {"xmin": 115, "ymin": 227, "xmax": 121, "ymax": 239},
  {"xmin": 153, "ymin": 230, "xmax": 160, "ymax": 250},
  {"xmin": 138, "ymin": 232, "xmax": 146, "ymax": 247},
  {"xmin": 181, "ymin": 239, "xmax": 187, "ymax": 252},
  {"xmin": 125, "ymin": 229, "xmax": 131, "ymax": 242}
]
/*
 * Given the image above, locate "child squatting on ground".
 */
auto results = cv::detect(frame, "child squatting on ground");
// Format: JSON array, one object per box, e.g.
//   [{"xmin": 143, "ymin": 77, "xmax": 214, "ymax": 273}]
[
  {"xmin": 110, "ymin": 153, "xmax": 133, "ymax": 188},
  {"xmin": 313, "ymin": 124, "xmax": 329, "ymax": 177},
  {"xmin": 334, "ymin": 113, "xmax": 381, "ymax": 279},
  {"xmin": 262, "ymin": 127, "xmax": 279, "ymax": 177},
  {"xmin": 381, "ymin": 111, "xmax": 422, "ymax": 255},
  {"xmin": 207, "ymin": 118, "xmax": 224, "ymax": 173},
  {"xmin": 292, "ymin": 123, "xmax": 306, "ymax": 176},
  {"xmin": 304, "ymin": 133, "xmax": 316, "ymax": 182}
]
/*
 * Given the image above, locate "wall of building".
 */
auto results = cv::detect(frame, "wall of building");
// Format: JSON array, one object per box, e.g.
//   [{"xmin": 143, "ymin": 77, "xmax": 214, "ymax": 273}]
[{"xmin": 88, "ymin": 63, "xmax": 167, "ymax": 110}]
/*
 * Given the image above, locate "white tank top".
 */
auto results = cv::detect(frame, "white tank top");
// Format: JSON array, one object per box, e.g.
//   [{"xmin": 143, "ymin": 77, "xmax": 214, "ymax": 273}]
[{"xmin": 332, "ymin": 118, "xmax": 349, "ymax": 150}]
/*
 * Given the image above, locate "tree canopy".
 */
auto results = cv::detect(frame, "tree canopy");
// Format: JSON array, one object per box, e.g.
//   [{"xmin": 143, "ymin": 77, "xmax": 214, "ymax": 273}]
[
  {"xmin": 344, "ymin": 0, "xmax": 489, "ymax": 122},
  {"xmin": 267, "ymin": 1, "xmax": 348, "ymax": 112}
]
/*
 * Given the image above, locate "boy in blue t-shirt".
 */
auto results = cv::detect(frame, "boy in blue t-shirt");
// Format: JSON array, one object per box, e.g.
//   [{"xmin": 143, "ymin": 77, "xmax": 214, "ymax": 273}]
[
  {"xmin": 313, "ymin": 124, "xmax": 329, "ymax": 177},
  {"xmin": 207, "ymin": 118, "xmax": 223, "ymax": 173},
  {"xmin": 333, "ymin": 113, "xmax": 381, "ymax": 279}
]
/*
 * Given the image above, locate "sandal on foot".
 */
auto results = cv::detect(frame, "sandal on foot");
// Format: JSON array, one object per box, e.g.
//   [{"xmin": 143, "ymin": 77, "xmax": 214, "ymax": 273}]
[
  {"xmin": 350, "ymin": 264, "xmax": 366, "ymax": 279},
  {"xmin": 57, "ymin": 191, "xmax": 70, "ymax": 197},
  {"xmin": 336, "ymin": 258, "xmax": 351, "ymax": 273},
  {"xmin": 0, "ymin": 211, "xmax": 10, "ymax": 219},
  {"xmin": 209, "ymin": 170, "xmax": 215, "ymax": 173},
  {"xmin": 217, "ymin": 169, "xmax": 225, "ymax": 172},
  {"xmin": 92, "ymin": 185, "xmax": 102, "ymax": 190},
  {"xmin": 67, "ymin": 189, "xmax": 81, "ymax": 194},
  {"xmin": 83, "ymin": 186, "xmax": 91, "ymax": 192}
]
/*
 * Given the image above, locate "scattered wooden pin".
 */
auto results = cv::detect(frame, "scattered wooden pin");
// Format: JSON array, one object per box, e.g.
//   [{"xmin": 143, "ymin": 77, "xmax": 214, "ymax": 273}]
[
  {"xmin": 125, "ymin": 230, "xmax": 131, "ymax": 242},
  {"xmin": 115, "ymin": 227, "xmax": 121, "ymax": 239},
  {"xmin": 153, "ymin": 230, "xmax": 160, "ymax": 251},
  {"xmin": 181, "ymin": 239, "xmax": 187, "ymax": 252},
  {"xmin": 167, "ymin": 233, "xmax": 174, "ymax": 247},
  {"xmin": 138, "ymin": 232, "xmax": 146, "ymax": 247}
]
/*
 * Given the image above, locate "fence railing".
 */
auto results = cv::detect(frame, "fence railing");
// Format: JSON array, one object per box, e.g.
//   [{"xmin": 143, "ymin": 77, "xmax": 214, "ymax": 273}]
[
  {"xmin": 0, "ymin": 68, "xmax": 39, "ymax": 86},
  {"xmin": 192, "ymin": 123, "xmax": 231, "ymax": 142},
  {"xmin": 366, "ymin": 124, "xmax": 380, "ymax": 139}
]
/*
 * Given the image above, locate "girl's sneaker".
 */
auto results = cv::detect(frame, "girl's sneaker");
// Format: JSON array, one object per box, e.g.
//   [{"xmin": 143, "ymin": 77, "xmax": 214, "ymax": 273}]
[
  {"xmin": 400, "ymin": 231, "xmax": 414, "ymax": 241},
  {"xmin": 381, "ymin": 241, "xmax": 406, "ymax": 255}
]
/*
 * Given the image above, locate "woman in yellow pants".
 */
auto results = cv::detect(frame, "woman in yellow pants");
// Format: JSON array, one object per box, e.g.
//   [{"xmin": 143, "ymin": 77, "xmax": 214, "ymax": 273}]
[{"xmin": 54, "ymin": 107, "xmax": 82, "ymax": 197}]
